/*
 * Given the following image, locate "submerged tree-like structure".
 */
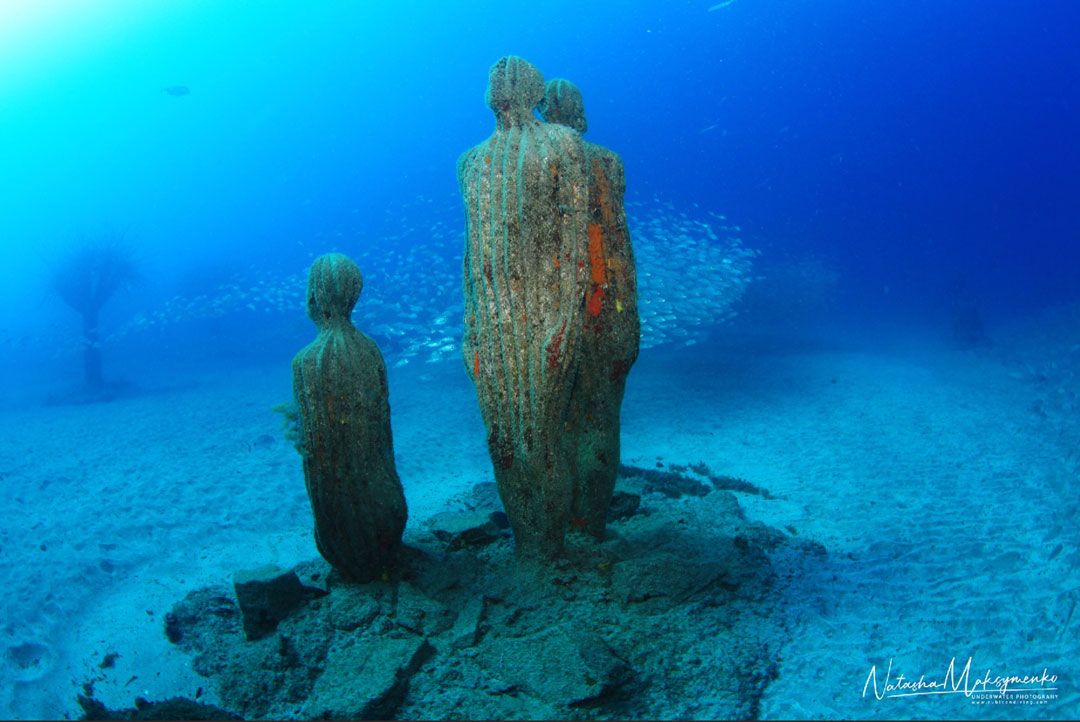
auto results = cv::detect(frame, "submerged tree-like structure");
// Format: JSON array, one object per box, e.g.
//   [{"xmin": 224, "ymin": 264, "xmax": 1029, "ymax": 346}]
[
  {"xmin": 458, "ymin": 56, "xmax": 590, "ymax": 559},
  {"xmin": 52, "ymin": 240, "xmax": 140, "ymax": 391},
  {"xmin": 292, "ymin": 253, "xmax": 407, "ymax": 581}
]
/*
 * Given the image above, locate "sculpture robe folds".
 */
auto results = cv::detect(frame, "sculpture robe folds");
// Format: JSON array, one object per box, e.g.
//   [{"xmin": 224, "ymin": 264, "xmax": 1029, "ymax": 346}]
[
  {"xmin": 458, "ymin": 56, "xmax": 589, "ymax": 559},
  {"xmin": 292, "ymin": 253, "xmax": 407, "ymax": 581},
  {"xmin": 540, "ymin": 78, "xmax": 641, "ymax": 539}
]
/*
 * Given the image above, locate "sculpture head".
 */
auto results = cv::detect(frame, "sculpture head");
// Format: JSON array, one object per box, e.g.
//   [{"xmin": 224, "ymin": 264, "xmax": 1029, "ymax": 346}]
[
  {"xmin": 538, "ymin": 78, "xmax": 588, "ymax": 133},
  {"xmin": 306, "ymin": 253, "xmax": 362, "ymax": 327},
  {"xmin": 485, "ymin": 56, "xmax": 544, "ymax": 127}
]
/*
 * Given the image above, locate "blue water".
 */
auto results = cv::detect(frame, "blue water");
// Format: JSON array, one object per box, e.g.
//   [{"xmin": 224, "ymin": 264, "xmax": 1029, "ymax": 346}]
[
  {"xmin": 0, "ymin": 1, "xmax": 1077, "ymax": 719},
  {"xmin": 2, "ymin": 0, "xmax": 1077, "ymax": 370}
]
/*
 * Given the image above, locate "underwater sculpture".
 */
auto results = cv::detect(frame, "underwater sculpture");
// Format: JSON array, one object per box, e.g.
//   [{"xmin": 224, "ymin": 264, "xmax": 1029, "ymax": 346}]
[
  {"xmin": 540, "ymin": 78, "xmax": 641, "ymax": 538},
  {"xmin": 458, "ymin": 56, "xmax": 590, "ymax": 559},
  {"xmin": 536, "ymin": 78, "xmax": 588, "ymax": 134},
  {"xmin": 292, "ymin": 253, "xmax": 407, "ymax": 581},
  {"xmin": 52, "ymin": 242, "xmax": 140, "ymax": 393}
]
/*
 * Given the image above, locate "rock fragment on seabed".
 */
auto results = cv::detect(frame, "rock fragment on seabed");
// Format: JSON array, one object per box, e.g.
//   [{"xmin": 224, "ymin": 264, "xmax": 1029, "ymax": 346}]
[
  {"xmin": 426, "ymin": 508, "xmax": 508, "ymax": 549},
  {"xmin": 232, "ymin": 564, "xmax": 309, "ymax": 641},
  {"xmin": 302, "ymin": 635, "xmax": 435, "ymax": 720}
]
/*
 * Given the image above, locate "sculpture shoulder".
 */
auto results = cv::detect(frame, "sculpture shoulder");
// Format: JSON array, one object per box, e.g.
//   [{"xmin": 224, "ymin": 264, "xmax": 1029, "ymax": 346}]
[
  {"xmin": 542, "ymin": 123, "xmax": 587, "ymax": 164},
  {"xmin": 457, "ymin": 138, "xmax": 494, "ymax": 185},
  {"xmin": 292, "ymin": 328, "xmax": 382, "ymax": 370},
  {"xmin": 586, "ymin": 142, "xmax": 626, "ymax": 184},
  {"xmin": 354, "ymin": 330, "xmax": 388, "ymax": 368},
  {"xmin": 456, "ymin": 149, "xmax": 474, "ymax": 185},
  {"xmin": 292, "ymin": 338, "xmax": 323, "ymax": 374}
]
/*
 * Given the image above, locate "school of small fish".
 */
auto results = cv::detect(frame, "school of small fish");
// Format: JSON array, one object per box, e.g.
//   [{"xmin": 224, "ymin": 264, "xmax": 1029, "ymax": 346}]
[{"xmin": 12, "ymin": 194, "xmax": 757, "ymax": 366}]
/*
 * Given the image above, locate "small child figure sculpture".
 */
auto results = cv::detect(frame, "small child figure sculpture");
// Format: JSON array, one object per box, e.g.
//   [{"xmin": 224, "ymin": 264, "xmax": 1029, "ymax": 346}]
[{"xmin": 292, "ymin": 253, "xmax": 407, "ymax": 581}]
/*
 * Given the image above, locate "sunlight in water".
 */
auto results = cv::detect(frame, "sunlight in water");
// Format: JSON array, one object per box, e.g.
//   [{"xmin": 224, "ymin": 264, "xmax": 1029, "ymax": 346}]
[{"xmin": 0, "ymin": 0, "xmax": 161, "ymax": 95}]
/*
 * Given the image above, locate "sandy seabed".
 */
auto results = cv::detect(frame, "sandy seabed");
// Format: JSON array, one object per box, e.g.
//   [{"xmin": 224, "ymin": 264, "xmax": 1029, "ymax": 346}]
[{"xmin": 0, "ymin": 320, "xmax": 1076, "ymax": 720}]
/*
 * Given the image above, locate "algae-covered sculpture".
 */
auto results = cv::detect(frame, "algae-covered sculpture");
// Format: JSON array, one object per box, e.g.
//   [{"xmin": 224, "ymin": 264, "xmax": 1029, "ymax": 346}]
[
  {"xmin": 540, "ymin": 78, "xmax": 641, "ymax": 539},
  {"xmin": 292, "ymin": 253, "xmax": 407, "ymax": 581},
  {"xmin": 458, "ymin": 57, "xmax": 589, "ymax": 559},
  {"xmin": 536, "ymin": 78, "xmax": 588, "ymax": 134}
]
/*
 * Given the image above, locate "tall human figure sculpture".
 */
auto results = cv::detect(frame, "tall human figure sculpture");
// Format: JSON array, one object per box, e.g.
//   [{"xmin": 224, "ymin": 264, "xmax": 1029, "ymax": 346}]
[
  {"xmin": 539, "ymin": 78, "xmax": 641, "ymax": 539},
  {"xmin": 458, "ymin": 57, "xmax": 589, "ymax": 559}
]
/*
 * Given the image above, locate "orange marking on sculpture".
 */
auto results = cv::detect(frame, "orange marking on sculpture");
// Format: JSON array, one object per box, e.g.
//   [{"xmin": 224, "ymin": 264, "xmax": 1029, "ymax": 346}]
[
  {"xmin": 473, "ymin": 351, "xmax": 480, "ymax": 377},
  {"xmin": 587, "ymin": 223, "xmax": 606, "ymax": 285},
  {"xmin": 587, "ymin": 287, "xmax": 605, "ymax": 317},
  {"xmin": 592, "ymin": 158, "xmax": 616, "ymax": 228}
]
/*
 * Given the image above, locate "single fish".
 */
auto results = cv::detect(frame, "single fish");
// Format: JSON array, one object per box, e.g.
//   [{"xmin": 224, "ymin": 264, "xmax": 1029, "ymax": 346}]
[
  {"xmin": 163, "ymin": 85, "xmax": 190, "ymax": 97},
  {"xmin": 708, "ymin": 0, "xmax": 736, "ymax": 10}
]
